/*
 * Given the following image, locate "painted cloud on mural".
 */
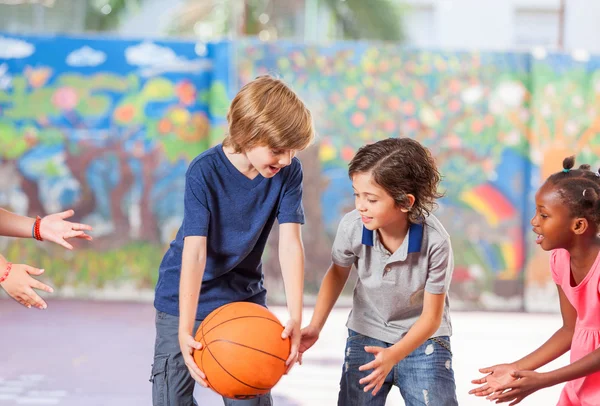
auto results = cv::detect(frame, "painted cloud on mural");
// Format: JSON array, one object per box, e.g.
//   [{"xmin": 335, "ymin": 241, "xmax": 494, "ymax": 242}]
[
  {"xmin": 66, "ymin": 46, "xmax": 107, "ymax": 67},
  {"xmin": 0, "ymin": 36, "xmax": 35, "ymax": 59},
  {"xmin": 124, "ymin": 41, "xmax": 211, "ymax": 77}
]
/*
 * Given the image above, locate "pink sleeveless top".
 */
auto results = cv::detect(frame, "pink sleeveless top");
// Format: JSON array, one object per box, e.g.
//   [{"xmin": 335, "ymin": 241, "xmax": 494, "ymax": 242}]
[{"xmin": 550, "ymin": 249, "xmax": 600, "ymax": 406}]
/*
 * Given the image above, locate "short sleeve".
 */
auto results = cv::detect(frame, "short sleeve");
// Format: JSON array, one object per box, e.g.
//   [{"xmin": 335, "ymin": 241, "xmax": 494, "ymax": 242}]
[
  {"xmin": 331, "ymin": 215, "xmax": 356, "ymax": 268},
  {"xmin": 182, "ymin": 174, "xmax": 210, "ymax": 237},
  {"xmin": 425, "ymin": 239, "xmax": 454, "ymax": 294},
  {"xmin": 550, "ymin": 249, "xmax": 563, "ymax": 286},
  {"xmin": 277, "ymin": 159, "xmax": 305, "ymax": 224}
]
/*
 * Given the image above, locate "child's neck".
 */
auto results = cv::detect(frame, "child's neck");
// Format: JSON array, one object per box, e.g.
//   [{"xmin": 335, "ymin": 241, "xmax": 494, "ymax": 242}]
[
  {"xmin": 377, "ymin": 219, "xmax": 410, "ymax": 254},
  {"xmin": 222, "ymin": 145, "xmax": 259, "ymax": 179},
  {"xmin": 568, "ymin": 233, "xmax": 600, "ymax": 284}
]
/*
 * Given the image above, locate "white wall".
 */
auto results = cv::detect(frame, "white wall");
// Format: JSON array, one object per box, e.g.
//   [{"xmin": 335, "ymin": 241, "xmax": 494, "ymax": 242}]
[
  {"xmin": 402, "ymin": 0, "xmax": 600, "ymax": 53},
  {"xmin": 117, "ymin": 0, "xmax": 184, "ymax": 39},
  {"xmin": 563, "ymin": 0, "xmax": 600, "ymax": 54},
  {"xmin": 435, "ymin": 0, "xmax": 514, "ymax": 50},
  {"xmin": 115, "ymin": 0, "xmax": 600, "ymax": 54}
]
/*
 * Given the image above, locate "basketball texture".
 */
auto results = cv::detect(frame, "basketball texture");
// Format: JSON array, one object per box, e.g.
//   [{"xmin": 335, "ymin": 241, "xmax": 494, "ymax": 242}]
[{"xmin": 193, "ymin": 302, "xmax": 291, "ymax": 399}]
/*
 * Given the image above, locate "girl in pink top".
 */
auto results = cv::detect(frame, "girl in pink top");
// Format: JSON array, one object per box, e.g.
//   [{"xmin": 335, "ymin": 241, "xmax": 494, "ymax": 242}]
[{"xmin": 469, "ymin": 156, "xmax": 600, "ymax": 406}]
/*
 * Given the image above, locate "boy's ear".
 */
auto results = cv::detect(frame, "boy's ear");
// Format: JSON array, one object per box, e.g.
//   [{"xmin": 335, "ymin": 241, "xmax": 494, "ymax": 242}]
[
  {"xmin": 573, "ymin": 217, "xmax": 589, "ymax": 235},
  {"xmin": 401, "ymin": 194, "xmax": 416, "ymax": 213}
]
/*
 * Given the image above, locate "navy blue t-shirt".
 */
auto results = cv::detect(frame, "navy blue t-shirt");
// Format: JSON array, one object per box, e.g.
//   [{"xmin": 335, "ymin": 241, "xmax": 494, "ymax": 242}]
[{"xmin": 154, "ymin": 144, "xmax": 305, "ymax": 320}]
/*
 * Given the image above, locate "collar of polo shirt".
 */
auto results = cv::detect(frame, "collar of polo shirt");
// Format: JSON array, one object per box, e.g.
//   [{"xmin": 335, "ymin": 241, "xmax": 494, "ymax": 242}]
[{"xmin": 361, "ymin": 222, "xmax": 424, "ymax": 254}]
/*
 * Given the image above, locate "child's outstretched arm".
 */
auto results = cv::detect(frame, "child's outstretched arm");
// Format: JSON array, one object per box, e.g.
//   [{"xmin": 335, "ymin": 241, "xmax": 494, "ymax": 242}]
[
  {"xmin": 278, "ymin": 222, "xmax": 306, "ymax": 372},
  {"xmin": 298, "ymin": 262, "xmax": 352, "ymax": 364},
  {"xmin": 0, "ymin": 254, "xmax": 53, "ymax": 309},
  {"xmin": 490, "ymin": 346, "xmax": 600, "ymax": 405},
  {"xmin": 474, "ymin": 286, "xmax": 580, "ymax": 405},
  {"xmin": 471, "ymin": 284, "xmax": 576, "ymax": 398},
  {"xmin": 0, "ymin": 208, "xmax": 92, "ymax": 249},
  {"xmin": 178, "ymin": 236, "xmax": 209, "ymax": 388}
]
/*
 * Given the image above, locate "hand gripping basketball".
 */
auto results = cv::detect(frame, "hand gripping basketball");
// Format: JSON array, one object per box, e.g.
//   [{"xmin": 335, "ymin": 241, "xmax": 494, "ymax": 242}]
[{"xmin": 193, "ymin": 302, "xmax": 291, "ymax": 399}]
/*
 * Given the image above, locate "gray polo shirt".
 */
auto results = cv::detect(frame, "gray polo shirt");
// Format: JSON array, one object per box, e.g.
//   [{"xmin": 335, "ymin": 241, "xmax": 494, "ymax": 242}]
[{"xmin": 332, "ymin": 209, "xmax": 453, "ymax": 344}]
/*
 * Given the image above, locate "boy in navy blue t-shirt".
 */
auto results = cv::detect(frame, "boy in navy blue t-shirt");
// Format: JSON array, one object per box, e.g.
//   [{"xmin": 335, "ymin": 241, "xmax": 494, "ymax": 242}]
[{"xmin": 151, "ymin": 75, "xmax": 315, "ymax": 406}]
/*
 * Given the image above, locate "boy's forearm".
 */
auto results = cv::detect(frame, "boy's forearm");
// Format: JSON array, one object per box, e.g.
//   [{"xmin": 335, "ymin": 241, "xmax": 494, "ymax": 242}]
[
  {"xmin": 310, "ymin": 263, "xmax": 349, "ymax": 331},
  {"xmin": 279, "ymin": 242, "xmax": 304, "ymax": 323},
  {"xmin": 513, "ymin": 327, "xmax": 573, "ymax": 371},
  {"xmin": 0, "ymin": 209, "xmax": 35, "ymax": 239},
  {"xmin": 178, "ymin": 256, "xmax": 206, "ymax": 335},
  {"xmin": 388, "ymin": 315, "xmax": 440, "ymax": 364}
]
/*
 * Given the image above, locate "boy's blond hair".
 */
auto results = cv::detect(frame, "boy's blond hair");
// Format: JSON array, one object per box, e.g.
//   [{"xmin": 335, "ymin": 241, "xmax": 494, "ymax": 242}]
[{"xmin": 223, "ymin": 75, "xmax": 314, "ymax": 153}]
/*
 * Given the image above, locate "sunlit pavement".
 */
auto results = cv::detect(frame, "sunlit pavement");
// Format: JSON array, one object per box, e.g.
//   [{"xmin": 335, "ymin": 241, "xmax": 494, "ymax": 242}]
[{"xmin": 0, "ymin": 299, "xmax": 567, "ymax": 405}]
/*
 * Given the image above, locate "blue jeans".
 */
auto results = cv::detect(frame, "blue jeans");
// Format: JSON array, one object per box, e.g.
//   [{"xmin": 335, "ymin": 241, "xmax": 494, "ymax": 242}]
[
  {"xmin": 151, "ymin": 310, "xmax": 272, "ymax": 406},
  {"xmin": 338, "ymin": 330, "xmax": 458, "ymax": 406}
]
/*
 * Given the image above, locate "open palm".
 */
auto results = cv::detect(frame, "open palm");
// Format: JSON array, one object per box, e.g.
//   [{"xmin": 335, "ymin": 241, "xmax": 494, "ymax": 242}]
[
  {"xmin": 40, "ymin": 210, "xmax": 93, "ymax": 250},
  {"xmin": 470, "ymin": 363, "xmax": 518, "ymax": 397}
]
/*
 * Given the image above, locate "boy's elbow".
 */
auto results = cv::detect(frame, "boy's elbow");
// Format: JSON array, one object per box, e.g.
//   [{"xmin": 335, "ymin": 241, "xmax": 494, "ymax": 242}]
[{"xmin": 420, "ymin": 310, "xmax": 443, "ymax": 334}]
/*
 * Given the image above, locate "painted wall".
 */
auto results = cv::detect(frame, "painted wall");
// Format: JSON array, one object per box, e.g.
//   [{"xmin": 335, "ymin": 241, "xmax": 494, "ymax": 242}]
[
  {"xmin": 0, "ymin": 34, "xmax": 230, "ymax": 299},
  {"xmin": 1, "ymin": 34, "xmax": 599, "ymax": 311}
]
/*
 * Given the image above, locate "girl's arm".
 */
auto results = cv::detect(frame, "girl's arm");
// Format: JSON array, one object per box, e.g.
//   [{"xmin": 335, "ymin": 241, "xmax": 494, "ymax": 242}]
[
  {"xmin": 0, "ymin": 208, "xmax": 36, "ymax": 238},
  {"xmin": 178, "ymin": 236, "xmax": 209, "ymax": 387},
  {"xmin": 470, "ymin": 285, "xmax": 576, "ymax": 398},
  {"xmin": 528, "ymin": 347, "xmax": 600, "ymax": 389},
  {"xmin": 487, "ymin": 288, "xmax": 593, "ymax": 404},
  {"xmin": 0, "ymin": 208, "xmax": 92, "ymax": 249},
  {"xmin": 0, "ymin": 253, "xmax": 53, "ymax": 309},
  {"xmin": 510, "ymin": 285, "xmax": 576, "ymax": 371}
]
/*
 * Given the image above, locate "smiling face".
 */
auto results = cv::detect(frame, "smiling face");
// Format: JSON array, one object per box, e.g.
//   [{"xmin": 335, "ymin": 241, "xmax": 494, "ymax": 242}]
[
  {"xmin": 352, "ymin": 171, "xmax": 409, "ymax": 232},
  {"xmin": 245, "ymin": 146, "xmax": 297, "ymax": 178},
  {"xmin": 531, "ymin": 182, "xmax": 578, "ymax": 251}
]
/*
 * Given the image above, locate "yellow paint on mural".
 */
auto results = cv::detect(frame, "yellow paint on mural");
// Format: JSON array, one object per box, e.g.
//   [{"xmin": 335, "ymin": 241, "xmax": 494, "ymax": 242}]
[
  {"xmin": 319, "ymin": 144, "xmax": 336, "ymax": 162},
  {"xmin": 460, "ymin": 191, "xmax": 499, "ymax": 226}
]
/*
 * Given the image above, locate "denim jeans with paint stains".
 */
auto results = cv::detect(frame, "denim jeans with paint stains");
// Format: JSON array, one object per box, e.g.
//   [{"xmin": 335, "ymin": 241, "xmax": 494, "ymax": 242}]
[{"xmin": 338, "ymin": 329, "xmax": 458, "ymax": 406}]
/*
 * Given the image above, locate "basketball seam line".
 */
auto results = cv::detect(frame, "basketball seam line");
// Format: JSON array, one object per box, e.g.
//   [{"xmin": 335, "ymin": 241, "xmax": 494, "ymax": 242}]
[
  {"xmin": 205, "ymin": 339, "xmax": 288, "ymax": 363},
  {"xmin": 205, "ymin": 344, "xmax": 273, "ymax": 392},
  {"xmin": 201, "ymin": 315, "xmax": 283, "ymax": 337}
]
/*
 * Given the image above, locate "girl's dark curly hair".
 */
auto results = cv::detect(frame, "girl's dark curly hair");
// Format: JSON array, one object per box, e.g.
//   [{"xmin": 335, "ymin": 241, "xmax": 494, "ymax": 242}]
[{"xmin": 545, "ymin": 156, "xmax": 600, "ymax": 226}]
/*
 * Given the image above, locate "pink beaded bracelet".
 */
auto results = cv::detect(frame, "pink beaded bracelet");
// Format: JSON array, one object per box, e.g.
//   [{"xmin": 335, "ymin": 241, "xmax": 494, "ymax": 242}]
[{"xmin": 0, "ymin": 262, "xmax": 12, "ymax": 283}]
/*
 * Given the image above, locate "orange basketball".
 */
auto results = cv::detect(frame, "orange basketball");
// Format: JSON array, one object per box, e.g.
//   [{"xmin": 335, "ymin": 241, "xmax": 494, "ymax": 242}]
[{"xmin": 193, "ymin": 302, "xmax": 290, "ymax": 399}]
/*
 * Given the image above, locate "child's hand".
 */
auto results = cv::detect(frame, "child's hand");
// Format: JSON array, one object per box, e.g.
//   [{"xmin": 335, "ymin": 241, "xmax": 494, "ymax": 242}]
[
  {"xmin": 40, "ymin": 209, "xmax": 93, "ymax": 250},
  {"xmin": 469, "ymin": 363, "xmax": 518, "ymax": 397},
  {"xmin": 487, "ymin": 370, "xmax": 551, "ymax": 405},
  {"xmin": 281, "ymin": 319, "xmax": 300, "ymax": 374},
  {"xmin": 178, "ymin": 332, "xmax": 208, "ymax": 387},
  {"xmin": 0, "ymin": 264, "xmax": 53, "ymax": 309},
  {"xmin": 358, "ymin": 346, "xmax": 396, "ymax": 396},
  {"xmin": 298, "ymin": 324, "xmax": 320, "ymax": 365}
]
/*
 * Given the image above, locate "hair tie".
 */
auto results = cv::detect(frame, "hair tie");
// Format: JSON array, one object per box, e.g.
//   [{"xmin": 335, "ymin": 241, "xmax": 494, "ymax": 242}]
[{"xmin": 562, "ymin": 168, "xmax": 570, "ymax": 173}]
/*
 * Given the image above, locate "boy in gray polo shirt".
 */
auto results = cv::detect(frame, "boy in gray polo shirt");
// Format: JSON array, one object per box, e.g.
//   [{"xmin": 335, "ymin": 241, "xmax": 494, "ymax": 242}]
[{"xmin": 299, "ymin": 138, "xmax": 458, "ymax": 406}]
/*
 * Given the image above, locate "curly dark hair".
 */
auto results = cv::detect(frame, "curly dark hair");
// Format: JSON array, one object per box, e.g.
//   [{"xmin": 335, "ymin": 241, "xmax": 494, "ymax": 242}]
[
  {"xmin": 545, "ymin": 156, "xmax": 600, "ymax": 226},
  {"xmin": 348, "ymin": 137, "xmax": 444, "ymax": 223}
]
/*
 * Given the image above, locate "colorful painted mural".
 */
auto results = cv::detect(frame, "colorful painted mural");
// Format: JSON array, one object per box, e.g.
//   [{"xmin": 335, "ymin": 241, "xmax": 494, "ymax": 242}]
[
  {"xmin": 523, "ymin": 55, "xmax": 600, "ymax": 311},
  {"xmin": 236, "ymin": 41, "xmax": 600, "ymax": 311},
  {"xmin": 1, "ymin": 34, "xmax": 599, "ymax": 311},
  {"xmin": 0, "ymin": 34, "xmax": 231, "ymax": 296}
]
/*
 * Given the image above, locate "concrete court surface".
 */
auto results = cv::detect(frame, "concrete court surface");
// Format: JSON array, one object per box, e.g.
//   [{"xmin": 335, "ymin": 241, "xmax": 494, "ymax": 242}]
[{"xmin": 0, "ymin": 299, "xmax": 569, "ymax": 405}]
